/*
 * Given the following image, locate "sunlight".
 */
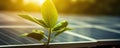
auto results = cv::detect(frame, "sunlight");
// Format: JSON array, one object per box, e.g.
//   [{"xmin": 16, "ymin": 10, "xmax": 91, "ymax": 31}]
[
  {"xmin": 71, "ymin": 0, "xmax": 77, "ymax": 3},
  {"xmin": 11, "ymin": 0, "xmax": 17, "ymax": 3},
  {"xmin": 24, "ymin": 0, "xmax": 45, "ymax": 5}
]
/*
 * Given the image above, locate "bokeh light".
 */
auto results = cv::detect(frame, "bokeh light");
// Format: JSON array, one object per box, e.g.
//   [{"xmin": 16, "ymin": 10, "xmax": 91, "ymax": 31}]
[
  {"xmin": 23, "ymin": 0, "xmax": 45, "ymax": 6},
  {"xmin": 71, "ymin": 0, "xmax": 77, "ymax": 3}
]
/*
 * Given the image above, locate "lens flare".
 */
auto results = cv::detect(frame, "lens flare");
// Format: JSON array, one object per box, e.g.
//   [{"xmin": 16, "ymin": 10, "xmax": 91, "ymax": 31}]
[{"xmin": 24, "ymin": 0, "xmax": 45, "ymax": 6}]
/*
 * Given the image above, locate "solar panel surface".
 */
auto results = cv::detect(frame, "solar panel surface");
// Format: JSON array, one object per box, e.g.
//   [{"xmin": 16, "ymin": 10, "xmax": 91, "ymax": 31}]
[{"xmin": 0, "ymin": 11, "xmax": 120, "ymax": 48}]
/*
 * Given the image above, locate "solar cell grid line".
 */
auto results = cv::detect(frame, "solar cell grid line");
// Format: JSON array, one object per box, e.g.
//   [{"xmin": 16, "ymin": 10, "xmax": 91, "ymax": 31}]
[
  {"xmin": 64, "ymin": 31, "xmax": 97, "ymax": 42},
  {"xmin": 71, "ymin": 20, "xmax": 92, "ymax": 26},
  {"xmin": 67, "ymin": 19, "xmax": 93, "ymax": 27},
  {"xmin": 94, "ymin": 25, "xmax": 120, "ymax": 34},
  {"xmin": 72, "ymin": 28, "xmax": 120, "ymax": 39},
  {"xmin": 68, "ymin": 25, "xmax": 92, "ymax": 28},
  {"xmin": 0, "ymin": 39, "xmax": 9, "ymax": 45},
  {"xmin": 53, "ymin": 34, "xmax": 67, "ymax": 42},
  {"xmin": 11, "ymin": 28, "xmax": 41, "ymax": 43},
  {"xmin": 71, "ymin": 18, "xmax": 120, "ymax": 34},
  {"xmin": 0, "ymin": 32, "xmax": 22, "ymax": 44},
  {"xmin": 2, "ymin": 28, "xmax": 38, "ymax": 44},
  {"xmin": 72, "ymin": 16, "xmax": 120, "ymax": 25},
  {"xmin": 70, "ymin": 25, "xmax": 93, "ymax": 28},
  {"xmin": 1, "ymin": 29, "xmax": 30, "ymax": 43},
  {"xmin": 92, "ymin": 28, "xmax": 120, "ymax": 39},
  {"xmin": 107, "ymin": 25, "xmax": 120, "ymax": 31},
  {"xmin": 52, "ymin": 33, "xmax": 90, "ymax": 42},
  {"xmin": 0, "ymin": 30, "xmax": 24, "ymax": 44},
  {"xmin": 99, "ymin": 17, "xmax": 120, "ymax": 23}
]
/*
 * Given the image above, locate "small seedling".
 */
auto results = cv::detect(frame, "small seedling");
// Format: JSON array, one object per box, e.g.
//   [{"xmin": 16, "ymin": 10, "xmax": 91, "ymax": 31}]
[{"xmin": 18, "ymin": 0, "xmax": 71, "ymax": 48}]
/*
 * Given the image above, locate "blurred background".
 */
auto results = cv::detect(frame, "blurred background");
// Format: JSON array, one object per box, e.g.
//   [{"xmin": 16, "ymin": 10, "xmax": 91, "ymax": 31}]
[{"xmin": 0, "ymin": 0, "xmax": 120, "ymax": 15}]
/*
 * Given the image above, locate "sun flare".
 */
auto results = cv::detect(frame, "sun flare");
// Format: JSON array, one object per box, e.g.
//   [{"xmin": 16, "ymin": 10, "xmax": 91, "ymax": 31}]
[{"xmin": 24, "ymin": 0, "xmax": 45, "ymax": 5}]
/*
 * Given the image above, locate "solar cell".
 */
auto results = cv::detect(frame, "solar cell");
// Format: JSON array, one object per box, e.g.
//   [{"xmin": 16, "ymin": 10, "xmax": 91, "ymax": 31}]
[{"xmin": 0, "ymin": 12, "xmax": 120, "ymax": 48}]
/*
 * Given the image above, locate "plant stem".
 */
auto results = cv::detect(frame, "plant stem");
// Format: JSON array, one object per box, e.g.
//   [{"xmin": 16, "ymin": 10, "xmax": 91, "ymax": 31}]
[{"xmin": 46, "ymin": 28, "xmax": 52, "ymax": 48}]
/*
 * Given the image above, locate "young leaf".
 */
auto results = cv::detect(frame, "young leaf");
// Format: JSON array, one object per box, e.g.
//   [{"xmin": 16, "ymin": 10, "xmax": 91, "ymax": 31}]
[
  {"xmin": 21, "ymin": 30, "xmax": 45, "ymax": 41},
  {"xmin": 53, "ymin": 20, "xmax": 68, "ymax": 31},
  {"xmin": 32, "ymin": 30, "xmax": 48, "ymax": 40},
  {"xmin": 54, "ymin": 28, "xmax": 71, "ymax": 36},
  {"xmin": 41, "ymin": 0, "xmax": 58, "ymax": 28},
  {"xmin": 21, "ymin": 33, "xmax": 29, "ymax": 37},
  {"xmin": 18, "ymin": 14, "xmax": 48, "ymax": 28},
  {"xmin": 65, "ymin": 28, "xmax": 72, "ymax": 30}
]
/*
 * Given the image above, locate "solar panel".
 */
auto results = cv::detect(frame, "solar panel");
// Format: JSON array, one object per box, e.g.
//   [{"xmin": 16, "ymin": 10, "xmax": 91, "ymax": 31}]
[{"xmin": 0, "ymin": 12, "xmax": 120, "ymax": 48}]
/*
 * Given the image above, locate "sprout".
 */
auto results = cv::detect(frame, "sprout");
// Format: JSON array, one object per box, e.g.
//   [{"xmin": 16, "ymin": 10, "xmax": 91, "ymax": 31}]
[{"xmin": 18, "ymin": 0, "xmax": 71, "ymax": 48}]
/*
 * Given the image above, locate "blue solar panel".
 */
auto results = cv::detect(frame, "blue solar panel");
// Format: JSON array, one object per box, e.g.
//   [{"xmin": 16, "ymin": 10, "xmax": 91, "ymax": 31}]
[
  {"xmin": 71, "ymin": 28, "xmax": 120, "ymax": 39},
  {"xmin": 0, "ymin": 12, "xmax": 120, "ymax": 47},
  {"xmin": 53, "ymin": 33, "xmax": 90, "ymax": 43},
  {"xmin": 108, "ymin": 27, "xmax": 120, "ymax": 31},
  {"xmin": 0, "ymin": 28, "xmax": 91, "ymax": 45}
]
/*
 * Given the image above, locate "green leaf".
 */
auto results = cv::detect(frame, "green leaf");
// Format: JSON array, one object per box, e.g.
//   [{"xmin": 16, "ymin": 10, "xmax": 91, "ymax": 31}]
[
  {"xmin": 53, "ymin": 20, "xmax": 68, "ymax": 31},
  {"xmin": 18, "ymin": 14, "xmax": 48, "ymax": 28},
  {"xmin": 41, "ymin": 0, "xmax": 58, "ymax": 28},
  {"xmin": 32, "ymin": 29, "xmax": 44, "ymax": 34},
  {"xmin": 54, "ymin": 28, "xmax": 71, "ymax": 36},
  {"xmin": 32, "ymin": 29, "xmax": 48, "ymax": 39},
  {"xmin": 65, "ymin": 28, "xmax": 72, "ymax": 30},
  {"xmin": 21, "ymin": 33, "xmax": 29, "ymax": 37},
  {"xmin": 21, "ymin": 30, "xmax": 45, "ymax": 41}
]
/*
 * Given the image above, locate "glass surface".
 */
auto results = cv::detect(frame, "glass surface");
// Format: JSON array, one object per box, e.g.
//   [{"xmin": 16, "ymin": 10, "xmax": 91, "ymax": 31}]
[
  {"xmin": 71, "ymin": 28, "xmax": 120, "ymax": 39},
  {"xmin": 0, "ymin": 12, "xmax": 120, "ymax": 45},
  {"xmin": 0, "ymin": 28, "xmax": 90, "ymax": 45}
]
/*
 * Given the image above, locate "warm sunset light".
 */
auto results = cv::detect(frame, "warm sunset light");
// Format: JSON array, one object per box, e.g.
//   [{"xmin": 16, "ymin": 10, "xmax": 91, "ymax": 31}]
[
  {"xmin": 71, "ymin": 0, "xmax": 77, "ymax": 2},
  {"xmin": 24, "ymin": 0, "xmax": 45, "ymax": 5}
]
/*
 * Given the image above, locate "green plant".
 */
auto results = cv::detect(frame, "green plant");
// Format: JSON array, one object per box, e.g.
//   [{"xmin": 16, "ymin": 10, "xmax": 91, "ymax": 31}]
[{"xmin": 18, "ymin": 0, "xmax": 70, "ymax": 48}]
